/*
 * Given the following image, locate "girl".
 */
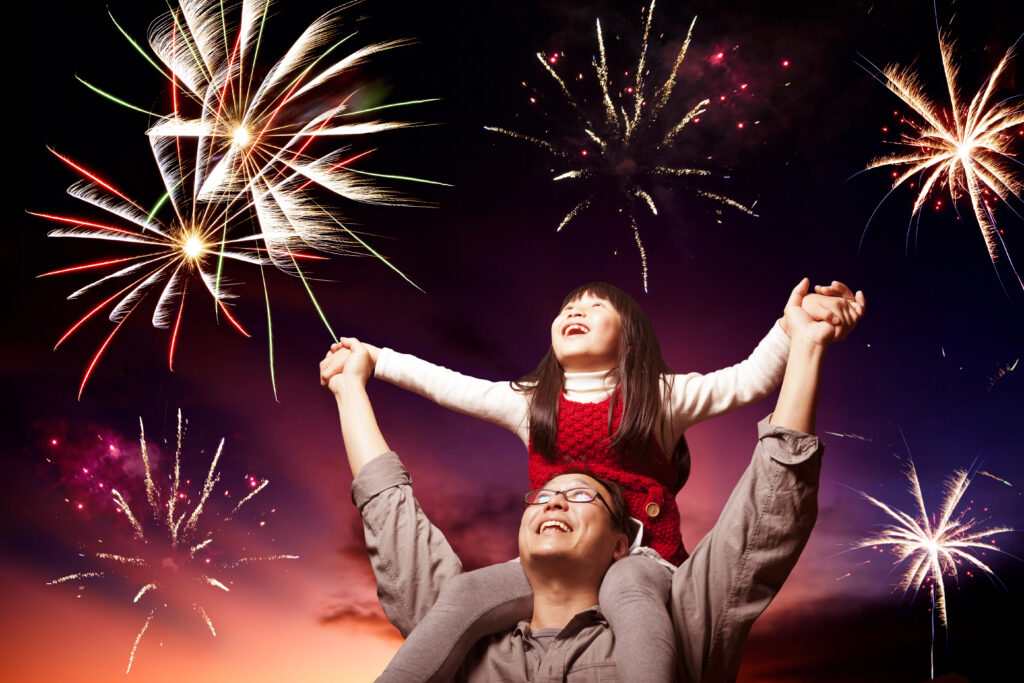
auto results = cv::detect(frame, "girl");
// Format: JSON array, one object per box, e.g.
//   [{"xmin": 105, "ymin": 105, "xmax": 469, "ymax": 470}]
[{"xmin": 328, "ymin": 280, "xmax": 857, "ymax": 682}]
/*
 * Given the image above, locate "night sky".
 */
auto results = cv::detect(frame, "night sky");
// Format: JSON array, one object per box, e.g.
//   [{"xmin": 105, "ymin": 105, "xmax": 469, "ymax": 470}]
[{"xmin": 8, "ymin": 0, "xmax": 1024, "ymax": 680}]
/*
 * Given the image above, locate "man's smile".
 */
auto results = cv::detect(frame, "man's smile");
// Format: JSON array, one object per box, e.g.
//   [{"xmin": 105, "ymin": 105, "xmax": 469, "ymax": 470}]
[{"xmin": 538, "ymin": 519, "xmax": 574, "ymax": 534}]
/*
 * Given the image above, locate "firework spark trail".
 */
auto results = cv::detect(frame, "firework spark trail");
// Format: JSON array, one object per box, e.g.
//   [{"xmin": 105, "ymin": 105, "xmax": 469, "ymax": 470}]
[
  {"xmin": 824, "ymin": 431, "xmax": 874, "ymax": 443},
  {"xmin": 228, "ymin": 478, "xmax": 268, "ymax": 518},
  {"xmin": 987, "ymin": 358, "xmax": 1019, "ymax": 390},
  {"xmin": 47, "ymin": 572, "xmax": 104, "ymax": 585},
  {"xmin": 133, "ymin": 583, "xmax": 157, "ymax": 603},
  {"xmin": 485, "ymin": 0, "xmax": 756, "ymax": 291},
  {"xmin": 126, "ymin": 609, "xmax": 155, "ymax": 674},
  {"xmin": 47, "ymin": 411, "xmax": 298, "ymax": 672},
  {"xmin": 978, "ymin": 470, "xmax": 1013, "ymax": 487},
  {"xmin": 859, "ymin": 23, "xmax": 1024, "ymax": 291},
  {"xmin": 848, "ymin": 454, "xmax": 1014, "ymax": 678},
  {"xmin": 34, "ymin": 144, "xmax": 267, "ymax": 398},
  {"xmin": 182, "ymin": 437, "xmax": 224, "ymax": 537}
]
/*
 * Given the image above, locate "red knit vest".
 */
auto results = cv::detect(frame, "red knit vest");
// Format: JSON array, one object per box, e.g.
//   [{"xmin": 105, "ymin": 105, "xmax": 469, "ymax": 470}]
[{"xmin": 528, "ymin": 393, "xmax": 687, "ymax": 565}]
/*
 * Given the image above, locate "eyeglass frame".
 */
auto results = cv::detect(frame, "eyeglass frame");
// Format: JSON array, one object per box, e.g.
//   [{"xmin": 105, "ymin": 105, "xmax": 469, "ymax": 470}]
[{"xmin": 523, "ymin": 487, "xmax": 616, "ymax": 518}]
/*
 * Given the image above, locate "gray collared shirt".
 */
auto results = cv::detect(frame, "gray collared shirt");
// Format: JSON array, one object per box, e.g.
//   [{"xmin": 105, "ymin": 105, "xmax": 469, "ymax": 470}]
[{"xmin": 352, "ymin": 417, "xmax": 823, "ymax": 682}]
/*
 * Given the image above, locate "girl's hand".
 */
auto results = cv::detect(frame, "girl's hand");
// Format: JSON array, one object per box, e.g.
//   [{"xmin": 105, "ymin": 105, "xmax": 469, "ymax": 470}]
[
  {"xmin": 330, "ymin": 340, "xmax": 380, "ymax": 367},
  {"xmin": 784, "ymin": 279, "xmax": 864, "ymax": 347},
  {"xmin": 320, "ymin": 338, "xmax": 374, "ymax": 394}
]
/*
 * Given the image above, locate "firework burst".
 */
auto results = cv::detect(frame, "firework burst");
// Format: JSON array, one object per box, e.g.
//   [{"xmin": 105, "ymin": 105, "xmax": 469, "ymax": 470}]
[
  {"xmin": 39, "ymin": 0, "xmax": 448, "ymax": 397},
  {"xmin": 486, "ymin": 0, "xmax": 756, "ymax": 291},
  {"xmin": 79, "ymin": 0, "xmax": 443, "ymax": 286},
  {"xmin": 47, "ymin": 410, "xmax": 297, "ymax": 674},
  {"xmin": 860, "ymin": 25, "xmax": 1024, "ymax": 290},
  {"xmin": 33, "ymin": 142, "xmax": 268, "ymax": 399},
  {"xmin": 137, "ymin": 0, "xmax": 442, "ymax": 277},
  {"xmin": 850, "ymin": 455, "xmax": 1014, "ymax": 678}
]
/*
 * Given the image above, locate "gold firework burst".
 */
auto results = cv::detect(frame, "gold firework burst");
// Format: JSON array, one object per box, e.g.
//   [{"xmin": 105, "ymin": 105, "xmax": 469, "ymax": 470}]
[
  {"xmin": 47, "ymin": 410, "xmax": 297, "ymax": 673},
  {"xmin": 864, "ymin": 29, "xmax": 1024, "ymax": 288}
]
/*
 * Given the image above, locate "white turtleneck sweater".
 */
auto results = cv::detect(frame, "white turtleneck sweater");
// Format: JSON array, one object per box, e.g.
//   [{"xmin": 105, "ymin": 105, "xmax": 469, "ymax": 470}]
[{"xmin": 373, "ymin": 322, "xmax": 790, "ymax": 453}]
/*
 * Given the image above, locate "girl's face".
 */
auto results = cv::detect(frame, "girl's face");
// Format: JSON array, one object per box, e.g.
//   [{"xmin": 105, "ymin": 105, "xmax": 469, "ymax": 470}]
[{"xmin": 550, "ymin": 293, "xmax": 623, "ymax": 373}]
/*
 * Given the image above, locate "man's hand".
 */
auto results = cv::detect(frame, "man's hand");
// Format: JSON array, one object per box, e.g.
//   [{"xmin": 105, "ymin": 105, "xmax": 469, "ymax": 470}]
[
  {"xmin": 808, "ymin": 280, "xmax": 865, "ymax": 343},
  {"xmin": 772, "ymin": 278, "xmax": 865, "ymax": 434}
]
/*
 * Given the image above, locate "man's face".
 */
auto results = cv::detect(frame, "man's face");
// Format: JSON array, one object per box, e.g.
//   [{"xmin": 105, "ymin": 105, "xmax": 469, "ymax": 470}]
[{"xmin": 518, "ymin": 474, "xmax": 628, "ymax": 571}]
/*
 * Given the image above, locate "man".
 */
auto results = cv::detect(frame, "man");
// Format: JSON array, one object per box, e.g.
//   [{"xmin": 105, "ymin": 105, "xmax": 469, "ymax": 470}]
[{"xmin": 321, "ymin": 279, "xmax": 864, "ymax": 682}]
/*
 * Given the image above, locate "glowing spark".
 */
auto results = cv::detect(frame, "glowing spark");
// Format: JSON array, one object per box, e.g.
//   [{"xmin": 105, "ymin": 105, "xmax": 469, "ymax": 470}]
[
  {"xmin": 486, "ymin": 0, "xmax": 755, "ymax": 291},
  {"xmin": 206, "ymin": 577, "xmax": 230, "ymax": 592},
  {"xmin": 850, "ymin": 456, "xmax": 1014, "ymax": 678},
  {"xmin": 860, "ymin": 26, "xmax": 1024, "ymax": 290},
  {"xmin": 182, "ymin": 233, "xmax": 206, "ymax": 259},
  {"xmin": 48, "ymin": 410, "xmax": 297, "ymax": 671},
  {"xmin": 232, "ymin": 126, "xmax": 252, "ymax": 148}
]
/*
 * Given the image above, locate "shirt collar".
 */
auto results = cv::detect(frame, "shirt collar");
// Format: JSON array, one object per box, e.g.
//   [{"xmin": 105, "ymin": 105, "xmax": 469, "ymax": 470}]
[{"xmin": 512, "ymin": 606, "xmax": 606, "ymax": 640}]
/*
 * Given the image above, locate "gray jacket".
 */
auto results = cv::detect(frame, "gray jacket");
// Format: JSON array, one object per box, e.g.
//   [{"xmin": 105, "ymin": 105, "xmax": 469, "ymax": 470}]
[{"xmin": 351, "ymin": 418, "xmax": 823, "ymax": 682}]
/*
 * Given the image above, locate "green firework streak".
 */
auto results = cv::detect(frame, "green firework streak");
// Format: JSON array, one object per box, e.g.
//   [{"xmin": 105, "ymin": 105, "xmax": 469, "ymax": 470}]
[
  {"xmin": 108, "ymin": 11, "xmax": 174, "ymax": 83},
  {"xmin": 256, "ymin": 253, "xmax": 278, "ymax": 402},
  {"xmin": 143, "ymin": 191, "xmax": 172, "ymax": 233},
  {"xmin": 288, "ymin": 256, "xmax": 337, "ymax": 341},
  {"xmin": 341, "ymin": 98, "xmax": 441, "ymax": 117},
  {"xmin": 313, "ymin": 201, "xmax": 423, "ymax": 292},
  {"xmin": 343, "ymin": 166, "xmax": 452, "ymax": 187},
  {"xmin": 76, "ymin": 77, "xmax": 162, "ymax": 117}
]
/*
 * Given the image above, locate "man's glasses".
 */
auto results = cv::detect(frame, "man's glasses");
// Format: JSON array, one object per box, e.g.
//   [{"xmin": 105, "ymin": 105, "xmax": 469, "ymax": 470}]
[{"xmin": 523, "ymin": 487, "xmax": 615, "ymax": 518}]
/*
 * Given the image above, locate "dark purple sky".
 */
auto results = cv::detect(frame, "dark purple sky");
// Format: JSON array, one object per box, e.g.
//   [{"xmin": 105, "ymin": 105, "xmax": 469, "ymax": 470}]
[{"xmin": 8, "ymin": 0, "xmax": 1023, "ymax": 680}]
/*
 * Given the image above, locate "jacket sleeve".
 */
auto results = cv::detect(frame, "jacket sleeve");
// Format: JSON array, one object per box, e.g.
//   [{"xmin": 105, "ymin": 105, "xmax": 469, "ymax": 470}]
[
  {"xmin": 663, "ymin": 323, "xmax": 790, "ymax": 436},
  {"xmin": 375, "ymin": 348, "xmax": 530, "ymax": 443},
  {"xmin": 670, "ymin": 417, "xmax": 823, "ymax": 683},
  {"xmin": 352, "ymin": 451, "xmax": 465, "ymax": 637}
]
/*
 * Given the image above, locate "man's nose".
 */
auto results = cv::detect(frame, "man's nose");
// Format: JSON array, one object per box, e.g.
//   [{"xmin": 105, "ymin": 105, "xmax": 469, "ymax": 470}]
[{"xmin": 543, "ymin": 492, "xmax": 570, "ymax": 510}]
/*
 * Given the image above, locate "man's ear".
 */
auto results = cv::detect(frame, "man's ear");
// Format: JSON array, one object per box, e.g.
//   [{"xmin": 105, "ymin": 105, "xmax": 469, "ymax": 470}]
[{"xmin": 611, "ymin": 532, "xmax": 629, "ymax": 561}]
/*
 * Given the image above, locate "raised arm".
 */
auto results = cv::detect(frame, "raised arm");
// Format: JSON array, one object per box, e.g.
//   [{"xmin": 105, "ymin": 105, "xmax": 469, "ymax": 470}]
[
  {"xmin": 772, "ymin": 278, "xmax": 865, "ymax": 433},
  {"xmin": 662, "ymin": 280, "xmax": 865, "ymax": 437},
  {"xmin": 670, "ymin": 278, "xmax": 864, "ymax": 682},
  {"xmin": 662, "ymin": 321, "xmax": 790, "ymax": 435},
  {"xmin": 322, "ymin": 339, "xmax": 464, "ymax": 634},
  {"xmin": 321, "ymin": 338, "xmax": 389, "ymax": 477},
  {"xmin": 343, "ymin": 342, "xmax": 531, "ymax": 443}
]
